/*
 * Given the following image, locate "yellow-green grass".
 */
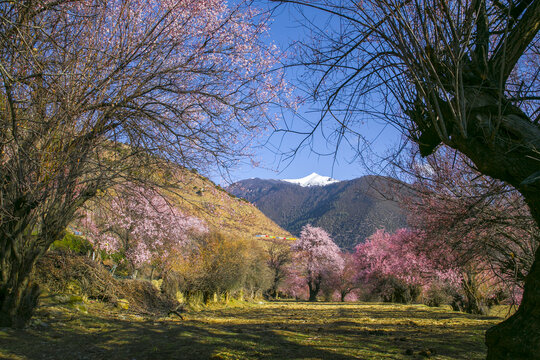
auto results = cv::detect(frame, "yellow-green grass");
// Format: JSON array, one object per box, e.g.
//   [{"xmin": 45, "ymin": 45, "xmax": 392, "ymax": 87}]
[{"xmin": 0, "ymin": 298, "xmax": 504, "ymax": 360}]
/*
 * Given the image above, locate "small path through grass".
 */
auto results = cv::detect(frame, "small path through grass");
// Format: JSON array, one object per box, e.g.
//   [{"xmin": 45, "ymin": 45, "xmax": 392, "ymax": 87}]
[{"xmin": 0, "ymin": 300, "xmax": 502, "ymax": 359}]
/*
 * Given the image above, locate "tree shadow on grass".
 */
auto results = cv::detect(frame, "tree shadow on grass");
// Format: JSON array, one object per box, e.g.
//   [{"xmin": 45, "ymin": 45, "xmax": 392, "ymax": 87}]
[
  {"xmin": 0, "ymin": 311, "xmax": 359, "ymax": 360},
  {"xmin": 0, "ymin": 301, "xmax": 500, "ymax": 360},
  {"xmin": 198, "ymin": 302, "xmax": 499, "ymax": 359}
]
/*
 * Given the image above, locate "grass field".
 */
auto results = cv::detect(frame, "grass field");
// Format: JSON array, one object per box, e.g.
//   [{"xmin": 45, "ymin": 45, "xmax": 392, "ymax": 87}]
[{"xmin": 0, "ymin": 299, "xmax": 505, "ymax": 360}]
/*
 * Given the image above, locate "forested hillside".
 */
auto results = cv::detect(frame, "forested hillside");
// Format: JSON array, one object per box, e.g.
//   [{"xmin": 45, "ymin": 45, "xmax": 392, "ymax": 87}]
[{"xmin": 228, "ymin": 175, "xmax": 406, "ymax": 249}]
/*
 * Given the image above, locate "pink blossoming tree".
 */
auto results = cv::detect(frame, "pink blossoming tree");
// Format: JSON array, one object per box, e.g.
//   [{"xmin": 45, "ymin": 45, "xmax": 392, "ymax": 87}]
[
  {"xmin": 81, "ymin": 186, "xmax": 207, "ymax": 277},
  {"xmin": 402, "ymin": 146, "xmax": 537, "ymax": 309},
  {"xmin": 355, "ymin": 228, "xmax": 461, "ymax": 304},
  {"xmin": 292, "ymin": 225, "xmax": 344, "ymax": 301},
  {"xmin": 0, "ymin": 0, "xmax": 287, "ymax": 326},
  {"xmin": 322, "ymin": 251, "xmax": 363, "ymax": 302}
]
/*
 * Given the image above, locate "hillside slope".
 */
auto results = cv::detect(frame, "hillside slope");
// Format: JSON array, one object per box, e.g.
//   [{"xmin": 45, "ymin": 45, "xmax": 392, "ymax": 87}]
[
  {"xmin": 227, "ymin": 175, "xmax": 406, "ymax": 249},
  {"xmin": 165, "ymin": 169, "xmax": 290, "ymax": 239}
]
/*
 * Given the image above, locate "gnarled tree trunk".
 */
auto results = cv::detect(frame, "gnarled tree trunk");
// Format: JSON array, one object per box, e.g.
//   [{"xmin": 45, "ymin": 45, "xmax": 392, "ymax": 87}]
[
  {"xmin": 443, "ymin": 93, "xmax": 540, "ymax": 359},
  {"xmin": 485, "ymin": 198, "xmax": 540, "ymax": 359},
  {"xmin": 0, "ymin": 236, "xmax": 45, "ymax": 328},
  {"xmin": 0, "ymin": 192, "xmax": 79, "ymax": 327},
  {"xmin": 308, "ymin": 273, "xmax": 322, "ymax": 302}
]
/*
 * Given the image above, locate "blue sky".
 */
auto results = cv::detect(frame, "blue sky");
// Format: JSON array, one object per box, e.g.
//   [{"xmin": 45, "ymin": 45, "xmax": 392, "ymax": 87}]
[{"xmin": 215, "ymin": 3, "xmax": 402, "ymax": 185}]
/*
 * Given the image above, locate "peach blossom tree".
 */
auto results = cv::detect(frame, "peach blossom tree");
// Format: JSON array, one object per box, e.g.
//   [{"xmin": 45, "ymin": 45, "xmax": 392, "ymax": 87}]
[
  {"xmin": 292, "ymin": 224, "xmax": 344, "ymax": 301},
  {"xmin": 0, "ymin": 0, "xmax": 286, "ymax": 327},
  {"xmin": 81, "ymin": 187, "xmax": 207, "ymax": 277}
]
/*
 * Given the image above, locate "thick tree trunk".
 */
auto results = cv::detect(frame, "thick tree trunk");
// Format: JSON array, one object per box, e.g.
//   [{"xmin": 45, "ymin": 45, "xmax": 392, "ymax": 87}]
[
  {"xmin": 308, "ymin": 275, "xmax": 321, "ymax": 302},
  {"xmin": 1, "ymin": 211, "xmax": 69, "ymax": 327},
  {"xmin": 485, "ymin": 197, "xmax": 540, "ymax": 359},
  {"xmin": 0, "ymin": 280, "xmax": 41, "ymax": 328},
  {"xmin": 419, "ymin": 91, "xmax": 540, "ymax": 358},
  {"xmin": 269, "ymin": 271, "xmax": 280, "ymax": 299},
  {"xmin": 269, "ymin": 284, "xmax": 278, "ymax": 299},
  {"xmin": 308, "ymin": 284, "xmax": 318, "ymax": 301},
  {"xmin": 0, "ymin": 238, "xmax": 44, "ymax": 328},
  {"xmin": 462, "ymin": 269, "xmax": 487, "ymax": 315},
  {"xmin": 452, "ymin": 106, "xmax": 540, "ymax": 359}
]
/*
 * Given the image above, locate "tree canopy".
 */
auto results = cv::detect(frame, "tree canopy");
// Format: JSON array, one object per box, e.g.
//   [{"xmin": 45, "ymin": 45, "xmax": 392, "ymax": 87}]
[{"xmin": 0, "ymin": 0, "xmax": 286, "ymax": 327}]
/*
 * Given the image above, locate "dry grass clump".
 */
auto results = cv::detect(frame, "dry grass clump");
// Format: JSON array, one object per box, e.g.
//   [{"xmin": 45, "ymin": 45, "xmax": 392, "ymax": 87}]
[
  {"xmin": 118, "ymin": 279, "xmax": 178, "ymax": 315},
  {"xmin": 34, "ymin": 251, "xmax": 178, "ymax": 316},
  {"xmin": 35, "ymin": 251, "xmax": 119, "ymax": 300}
]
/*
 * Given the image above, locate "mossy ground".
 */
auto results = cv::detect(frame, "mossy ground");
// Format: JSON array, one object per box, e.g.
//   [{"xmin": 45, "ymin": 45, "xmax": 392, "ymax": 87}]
[{"xmin": 0, "ymin": 298, "xmax": 504, "ymax": 359}]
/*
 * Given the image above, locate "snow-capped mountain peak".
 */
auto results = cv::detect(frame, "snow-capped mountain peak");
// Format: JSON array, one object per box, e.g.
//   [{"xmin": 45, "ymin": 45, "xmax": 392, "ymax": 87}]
[{"xmin": 282, "ymin": 172, "xmax": 340, "ymax": 187}]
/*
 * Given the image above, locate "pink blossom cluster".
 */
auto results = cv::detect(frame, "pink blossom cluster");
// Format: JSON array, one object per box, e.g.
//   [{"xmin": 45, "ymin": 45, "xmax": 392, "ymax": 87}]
[
  {"xmin": 354, "ymin": 228, "xmax": 461, "ymax": 287},
  {"xmin": 80, "ymin": 186, "xmax": 208, "ymax": 268},
  {"xmin": 30, "ymin": 0, "xmax": 290, "ymax": 170},
  {"xmin": 292, "ymin": 224, "xmax": 345, "ymax": 277}
]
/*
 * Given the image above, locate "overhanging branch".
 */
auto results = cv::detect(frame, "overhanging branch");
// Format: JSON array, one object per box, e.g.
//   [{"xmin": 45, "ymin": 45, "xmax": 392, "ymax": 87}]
[{"xmin": 489, "ymin": 0, "xmax": 540, "ymax": 84}]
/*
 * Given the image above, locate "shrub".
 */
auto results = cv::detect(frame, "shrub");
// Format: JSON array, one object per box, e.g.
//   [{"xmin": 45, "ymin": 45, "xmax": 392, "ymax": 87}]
[
  {"xmin": 35, "ymin": 251, "xmax": 178, "ymax": 315},
  {"xmin": 371, "ymin": 275, "xmax": 420, "ymax": 304},
  {"xmin": 172, "ymin": 231, "xmax": 272, "ymax": 304},
  {"xmin": 424, "ymin": 282, "xmax": 454, "ymax": 307},
  {"xmin": 161, "ymin": 270, "xmax": 186, "ymax": 301},
  {"xmin": 51, "ymin": 233, "xmax": 93, "ymax": 254}
]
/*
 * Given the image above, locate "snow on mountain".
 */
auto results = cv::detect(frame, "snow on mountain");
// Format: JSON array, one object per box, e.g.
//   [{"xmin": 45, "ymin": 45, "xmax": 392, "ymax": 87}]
[{"xmin": 282, "ymin": 172, "xmax": 340, "ymax": 187}]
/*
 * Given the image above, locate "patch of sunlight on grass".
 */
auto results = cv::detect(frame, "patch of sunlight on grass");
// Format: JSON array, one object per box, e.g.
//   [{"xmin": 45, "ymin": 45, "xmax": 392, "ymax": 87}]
[
  {"xmin": 0, "ymin": 300, "xmax": 504, "ymax": 359},
  {"xmin": 488, "ymin": 304, "xmax": 517, "ymax": 318}
]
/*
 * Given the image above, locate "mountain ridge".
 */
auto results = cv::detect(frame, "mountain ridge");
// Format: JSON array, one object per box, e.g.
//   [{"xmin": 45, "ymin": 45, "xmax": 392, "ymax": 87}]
[{"xmin": 227, "ymin": 175, "xmax": 406, "ymax": 249}]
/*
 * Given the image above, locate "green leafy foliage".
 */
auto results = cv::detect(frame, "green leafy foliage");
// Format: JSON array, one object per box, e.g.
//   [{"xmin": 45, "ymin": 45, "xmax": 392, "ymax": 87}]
[{"xmin": 51, "ymin": 233, "xmax": 93, "ymax": 254}]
